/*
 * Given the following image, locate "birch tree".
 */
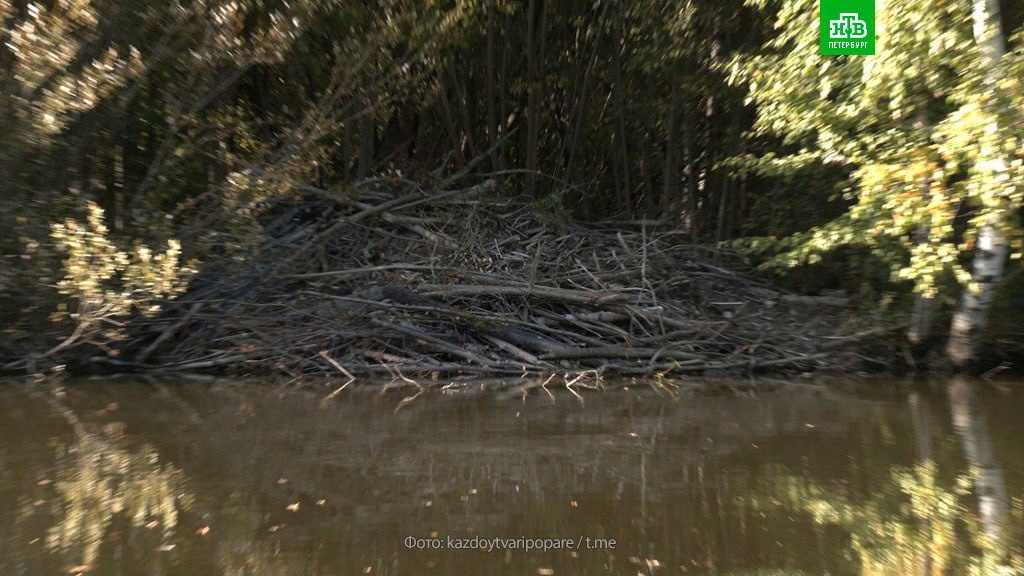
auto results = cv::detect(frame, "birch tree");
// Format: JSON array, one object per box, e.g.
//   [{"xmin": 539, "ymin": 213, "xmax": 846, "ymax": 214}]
[
  {"xmin": 731, "ymin": 0, "xmax": 1024, "ymax": 366},
  {"xmin": 945, "ymin": 0, "xmax": 1012, "ymax": 365}
]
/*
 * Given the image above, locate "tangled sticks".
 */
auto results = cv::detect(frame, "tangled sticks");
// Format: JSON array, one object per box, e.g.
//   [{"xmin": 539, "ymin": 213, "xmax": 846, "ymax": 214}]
[{"xmin": 127, "ymin": 178, "xmax": 889, "ymax": 383}]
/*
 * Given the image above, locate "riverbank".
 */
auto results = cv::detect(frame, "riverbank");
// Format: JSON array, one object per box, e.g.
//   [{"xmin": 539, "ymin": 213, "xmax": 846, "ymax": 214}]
[{"xmin": 3, "ymin": 179, "xmax": 901, "ymax": 381}]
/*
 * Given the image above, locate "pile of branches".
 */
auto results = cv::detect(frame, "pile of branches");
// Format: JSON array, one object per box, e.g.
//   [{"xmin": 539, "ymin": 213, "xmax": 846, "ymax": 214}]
[{"xmin": 121, "ymin": 178, "xmax": 891, "ymax": 381}]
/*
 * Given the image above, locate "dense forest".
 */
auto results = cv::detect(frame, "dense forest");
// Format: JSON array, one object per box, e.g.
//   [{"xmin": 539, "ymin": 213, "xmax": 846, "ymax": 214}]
[{"xmin": 1, "ymin": 0, "xmax": 1023, "ymax": 377}]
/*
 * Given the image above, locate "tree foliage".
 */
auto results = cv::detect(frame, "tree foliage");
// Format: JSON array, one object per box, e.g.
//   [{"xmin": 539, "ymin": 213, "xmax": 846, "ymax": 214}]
[
  {"xmin": 1, "ymin": 0, "xmax": 1023, "ymax": 367},
  {"xmin": 730, "ymin": 0, "xmax": 1024, "ymax": 301}
]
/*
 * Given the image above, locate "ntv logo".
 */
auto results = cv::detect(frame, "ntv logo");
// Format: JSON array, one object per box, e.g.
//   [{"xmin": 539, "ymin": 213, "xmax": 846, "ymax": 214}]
[
  {"xmin": 828, "ymin": 13, "xmax": 868, "ymax": 39},
  {"xmin": 820, "ymin": 0, "xmax": 874, "ymax": 55}
]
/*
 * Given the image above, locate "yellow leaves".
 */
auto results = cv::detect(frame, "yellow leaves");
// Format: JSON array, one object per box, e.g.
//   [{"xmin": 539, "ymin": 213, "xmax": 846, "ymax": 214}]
[
  {"xmin": 50, "ymin": 202, "xmax": 195, "ymax": 343},
  {"xmin": 900, "ymin": 241, "xmax": 963, "ymax": 298},
  {"xmin": 6, "ymin": 1, "xmax": 140, "ymax": 137},
  {"xmin": 51, "ymin": 203, "xmax": 129, "ymax": 310},
  {"xmin": 45, "ymin": 436, "xmax": 190, "ymax": 570},
  {"xmin": 737, "ymin": 0, "xmax": 1024, "ymax": 299},
  {"xmin": 819, "ymin": 76, "xmax": 832, "ymax": 100}
]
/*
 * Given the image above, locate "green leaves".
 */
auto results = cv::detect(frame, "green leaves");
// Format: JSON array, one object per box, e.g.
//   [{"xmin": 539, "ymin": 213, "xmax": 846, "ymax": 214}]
[
  {"xmin": 754, "ymin": 462, "xmax": 1023, "ymax": 576},
  {"xmin": 731, "ymin": 0, "xmax": 1023, "ymax": 298}
]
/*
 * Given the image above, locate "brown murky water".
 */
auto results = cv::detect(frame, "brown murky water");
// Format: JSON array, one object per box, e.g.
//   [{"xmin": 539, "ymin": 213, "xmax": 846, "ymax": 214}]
[{"xmin": 0, "ymin": 377, "xmax": 1022, "ymax": 575}]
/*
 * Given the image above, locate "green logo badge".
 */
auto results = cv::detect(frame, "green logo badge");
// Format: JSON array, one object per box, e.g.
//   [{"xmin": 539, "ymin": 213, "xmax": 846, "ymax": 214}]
[{"xmin": 820, "ymin": 0, "xmax": 875, "ymax": 55}]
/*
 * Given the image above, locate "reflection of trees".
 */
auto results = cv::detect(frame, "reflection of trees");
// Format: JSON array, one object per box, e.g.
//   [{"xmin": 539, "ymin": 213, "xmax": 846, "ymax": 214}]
[
  {"xmin": 28, "ymin": 414, "xmax": 320, "ymax": 576},
  {"xmin": 42, "ymin": 382, "xmax": 940, "ymax": 576},
  {"xmin": 948, "ymin": 376, "xmax": 1011, "ymax": 545},
  {"xmin": 15, "ymin": 397, "xmax": 195, "ymax": 574},
  {"xmin": 9, "ymin": 381, "xmax": 1019, "ymax": 576},
  {"xmin": 908, "ymin": 387, "xmax": 936, "ymax": 575},
  {"xmin": 751, "ymin": 462, "xmax": 1023, "ymax": 576}
]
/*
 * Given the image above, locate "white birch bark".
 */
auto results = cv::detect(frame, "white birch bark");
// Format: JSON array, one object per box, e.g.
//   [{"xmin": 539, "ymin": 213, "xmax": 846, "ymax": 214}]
[
  {"xmin": 946, "ymin": 0, "xmax": 1008, "ymax": 366},
  {"xmin": 948, "ymin": 376, "xmax": 1009, "ymax": 544}
]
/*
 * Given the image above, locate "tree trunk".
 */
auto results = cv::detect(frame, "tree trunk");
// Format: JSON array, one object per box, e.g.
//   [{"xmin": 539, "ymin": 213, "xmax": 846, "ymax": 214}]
[
  {"xmin": 716, "ymin": 103, "xmax": 742, "ymax": 244},
  {"xmin": 485, "ymin": 4, "xmax": 499, "ymax": 172},
  {"xmin": 698, "ymin": 19, "xmax": 721, "ymax": 242},
  {"xmin": 524, "ymin": 0, "xmax": 541, "ymax": 198},
  {"xmin": 908, "ymin": 292, "xmax": 933, "ymax": 345},
  {"xmin": 946, "ymin": 0, "xmax": 1008, "ymax": 366},
  {"xmin": 660, "ymin": 84, "xmax": 678, "ymax": 223},
  {"xmin": 611, "ymin": 23, "xmax": 632, "ymax": 214},
  {"xmin": 683, "ymin": 112, "xmax": 699, "ymax": 242},
  {"xmin": 498, "ymin": 13, "xmax": 510, "ymax": 172},
  {"xmin": 910, "ymin": 118, "xmax": 934, "ymax": 347},
  {"xmin": 358, "ymin": 110, "xmax": 375, "ymax": 178}
]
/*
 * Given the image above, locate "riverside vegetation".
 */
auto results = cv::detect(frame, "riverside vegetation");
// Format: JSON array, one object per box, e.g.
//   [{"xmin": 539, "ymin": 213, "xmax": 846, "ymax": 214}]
[{"xmin": 2, "ymin": 0, "xmax": 1023, "ymax": 382}]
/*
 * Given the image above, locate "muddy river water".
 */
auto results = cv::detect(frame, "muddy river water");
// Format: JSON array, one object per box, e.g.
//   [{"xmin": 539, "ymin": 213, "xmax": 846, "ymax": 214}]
[{"xmin": 0, "ymin": 377, "xmax": 1022, "ymax": 575}]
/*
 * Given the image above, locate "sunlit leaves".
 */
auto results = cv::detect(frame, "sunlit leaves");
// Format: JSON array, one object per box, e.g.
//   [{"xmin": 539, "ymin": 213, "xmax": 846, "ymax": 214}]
[
  {"xmin": 752, "ymin": 462, "xmax": 1024, "ymax": 576},
  {"xmin": 50, "ymin": 201, "xmax": 194, "ymax": 343},
  {"xmin": 42, "ymin": 429, "xmax": 193, "ymax": 570},
  {"xmin": 730, "ymin": 0, "xmax": 1023, "ymax": 299},
  {"xmin": 4, "ymin": 1, "xmax": 144, "ymax": 137}
]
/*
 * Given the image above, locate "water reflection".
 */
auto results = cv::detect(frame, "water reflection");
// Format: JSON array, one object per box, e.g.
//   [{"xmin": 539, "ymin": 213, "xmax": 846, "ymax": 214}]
[
  {"xmin": 0, "ymin": 379, "xmax": 1021, "ymax": 575},
  {"xmin": 948, "ymin": 375, "xmax": 1011, "ymax": 544},
  {"xmin": 8, "ymin": 393, "xmax": 194, "ymax": 575},
  {"xmin": 45, "ymin": 431, "xmax": 192, "ymax": 569},
  {"xmin": 753, "ymin": 460, "xmax": 1021, "ymax": 575}
]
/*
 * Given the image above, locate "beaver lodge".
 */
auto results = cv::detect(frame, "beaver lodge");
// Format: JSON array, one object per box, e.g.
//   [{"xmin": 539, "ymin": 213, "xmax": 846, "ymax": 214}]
[{"xmin": 50, "ymin": 177, "xmax": 891, "ymax": 388}]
